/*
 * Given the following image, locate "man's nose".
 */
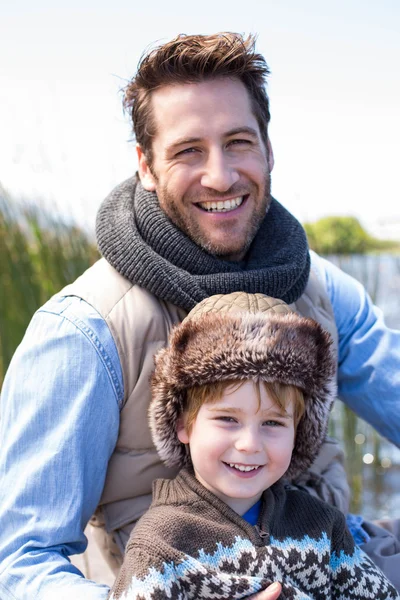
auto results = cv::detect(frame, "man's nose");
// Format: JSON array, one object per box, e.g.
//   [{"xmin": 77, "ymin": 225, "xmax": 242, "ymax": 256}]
[
  {"xmin": 235, "ymin": 427, "xmax": 262, "ymax": 453},
  {"xmin": 200, "ymin": 151, "xmax": 240, "ymax": 192}
]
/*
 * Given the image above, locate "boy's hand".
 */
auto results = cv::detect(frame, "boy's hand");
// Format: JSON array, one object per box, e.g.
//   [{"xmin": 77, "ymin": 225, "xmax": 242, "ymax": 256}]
[{"xmin": 248, "ymin": 582, "xmax": 281, "ymax": 600}]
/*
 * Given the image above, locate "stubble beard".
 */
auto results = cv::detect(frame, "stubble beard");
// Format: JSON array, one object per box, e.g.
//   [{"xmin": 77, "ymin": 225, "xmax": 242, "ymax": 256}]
[{"xmin": 157, "ymin": 172, "xmax": 272, "ymax": 261}]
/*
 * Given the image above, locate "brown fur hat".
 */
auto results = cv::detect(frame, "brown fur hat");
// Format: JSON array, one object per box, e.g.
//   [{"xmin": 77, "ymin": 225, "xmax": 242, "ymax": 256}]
[{"xmin": 149, "ymin": 293, "xmax": 336, "ymax": 479}]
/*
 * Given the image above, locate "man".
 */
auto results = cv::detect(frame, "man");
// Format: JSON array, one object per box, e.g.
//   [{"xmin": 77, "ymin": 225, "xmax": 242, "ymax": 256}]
[{"xmin": 0, "ymin": 32, "xmax": 399, "ymax": 600}]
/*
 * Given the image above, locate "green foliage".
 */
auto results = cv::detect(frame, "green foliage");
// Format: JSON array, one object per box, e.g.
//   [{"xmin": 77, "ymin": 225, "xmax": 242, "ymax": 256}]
[
  {"xmin": 304, "ymin": 216, "xmax": 399, "ymax": 255},
  {"xmin": 0, "ymin": 187, "xmax": 99, "ymax": 385}
]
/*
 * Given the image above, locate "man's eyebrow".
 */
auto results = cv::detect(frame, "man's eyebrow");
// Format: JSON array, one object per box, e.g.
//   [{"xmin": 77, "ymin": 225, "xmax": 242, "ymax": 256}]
[{"xmin": 225, "ymin": 126, "xmax": 259, "ymax": 138}]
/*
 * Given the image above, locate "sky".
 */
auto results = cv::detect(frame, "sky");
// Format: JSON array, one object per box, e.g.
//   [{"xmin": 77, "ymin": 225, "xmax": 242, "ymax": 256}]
[{"xmin": 1, "ymin": 0, "xmax": 399, "ymax": 236}]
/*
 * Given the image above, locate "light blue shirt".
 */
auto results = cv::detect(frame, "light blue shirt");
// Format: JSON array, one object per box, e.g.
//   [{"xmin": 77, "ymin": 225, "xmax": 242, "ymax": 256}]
[{"xmin": 0, "ymin": 251, "xmax": 399, "ymax": 599}]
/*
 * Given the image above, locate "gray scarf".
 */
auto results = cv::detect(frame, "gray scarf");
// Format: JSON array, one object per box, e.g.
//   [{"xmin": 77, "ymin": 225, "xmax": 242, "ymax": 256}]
[{"xmin": 96, "ymin": 177, "xmax": 310, "ymax": 312}]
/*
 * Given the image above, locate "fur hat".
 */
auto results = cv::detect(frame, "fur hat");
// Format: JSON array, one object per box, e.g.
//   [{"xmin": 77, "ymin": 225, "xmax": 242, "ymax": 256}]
[{"xmin": 149, "ymin": 292, "xmax": 336, "ymax": 479}]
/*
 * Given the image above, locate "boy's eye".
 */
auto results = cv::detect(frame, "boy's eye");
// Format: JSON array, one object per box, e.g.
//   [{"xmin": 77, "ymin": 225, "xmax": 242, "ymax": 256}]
[
  {"xmin": 263, "ymin": 420, "xmax": 284, "ymax": 427},
  {"xmin": 215, "ymin": 416, "xmax": 237, "ymax": 423}
]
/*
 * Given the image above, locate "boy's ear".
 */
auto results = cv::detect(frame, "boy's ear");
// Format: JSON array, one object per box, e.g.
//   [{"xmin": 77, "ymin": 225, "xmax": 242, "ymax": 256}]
[{"xmin": 176, "ymin": 417, "xmax": 190, "ymax": 444}]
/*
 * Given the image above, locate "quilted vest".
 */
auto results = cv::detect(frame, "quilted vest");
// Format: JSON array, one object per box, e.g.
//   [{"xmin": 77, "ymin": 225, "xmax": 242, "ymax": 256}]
[{"xmin": 59, "ymin": 257, "xmax": 338, "ymax": 569}]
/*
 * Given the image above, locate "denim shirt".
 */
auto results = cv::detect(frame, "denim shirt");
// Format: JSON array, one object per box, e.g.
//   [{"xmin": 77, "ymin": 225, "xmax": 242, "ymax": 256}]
[{"xmin": 1, "ymin": 251, "xmax": 399, "ymax": 599}]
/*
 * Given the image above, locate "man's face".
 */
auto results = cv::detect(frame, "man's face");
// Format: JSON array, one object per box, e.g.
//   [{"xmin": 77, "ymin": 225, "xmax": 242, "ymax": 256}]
[{"xmin": 137, "ymin": 78, "xmax": 274, "ymax": 261}]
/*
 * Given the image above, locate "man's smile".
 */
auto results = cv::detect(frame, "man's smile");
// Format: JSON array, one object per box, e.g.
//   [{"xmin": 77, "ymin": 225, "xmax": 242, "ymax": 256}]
[{"xmin": 197, "ymin": 196, "xmax": 245, "ymax": 213}]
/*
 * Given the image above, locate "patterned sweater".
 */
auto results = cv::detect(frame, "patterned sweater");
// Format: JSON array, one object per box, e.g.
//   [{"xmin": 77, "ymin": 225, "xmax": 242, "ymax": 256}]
[{"xmin": 110, "ymin": 469, "xmax": 399, "ymax": 600}]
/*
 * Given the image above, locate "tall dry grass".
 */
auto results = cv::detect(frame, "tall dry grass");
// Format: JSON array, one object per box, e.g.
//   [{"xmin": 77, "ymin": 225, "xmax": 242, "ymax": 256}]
[{"xmin": 0, "ymin": 185, "xmax": 99, "ymax": 384}]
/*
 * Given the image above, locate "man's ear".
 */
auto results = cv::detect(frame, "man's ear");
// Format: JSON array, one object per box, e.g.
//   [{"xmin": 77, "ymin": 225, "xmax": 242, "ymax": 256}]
[
  {"xmin": 176, "ymin": 417, "xmax": 190, "ymax": 444},
  {"xmin": 266, "ymin": 136, "xmax": 274, "ymax": 172},
  {"xmin": 136, "ymin": 144, "xmax": 157, "ymax": 191}
]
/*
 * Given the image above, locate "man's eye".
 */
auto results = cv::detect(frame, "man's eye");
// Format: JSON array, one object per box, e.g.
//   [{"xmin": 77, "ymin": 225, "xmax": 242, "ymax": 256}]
[
  {"xmin": 175, "ymin": 147, "xmax": 197, "ymax": 156},
  {"xmin": 228, "ymin": 139, "xmax": 252, "ymax": 147}
]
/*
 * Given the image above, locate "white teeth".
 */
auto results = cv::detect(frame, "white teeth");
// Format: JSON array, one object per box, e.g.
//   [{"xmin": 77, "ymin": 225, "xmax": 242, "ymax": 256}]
[
  {"xmin": 228, "ymin": 463, "xmax": 259, "ymax": 472},
  {"xmin": 199, "ymin": 196, "xmax": 243, "ymax": 212}
]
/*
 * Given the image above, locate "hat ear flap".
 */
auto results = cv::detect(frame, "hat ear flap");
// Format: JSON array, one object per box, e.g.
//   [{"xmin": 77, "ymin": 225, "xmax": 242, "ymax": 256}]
[
  {"xmin": 168, "ymin": 318, "xmax": 200, "ymax": 356},
  {"xmin": 173, "ymin": 327, "xmax": 192, "ymax": 354}
]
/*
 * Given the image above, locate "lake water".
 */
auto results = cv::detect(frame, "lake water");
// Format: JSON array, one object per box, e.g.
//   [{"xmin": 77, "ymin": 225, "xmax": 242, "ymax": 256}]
[{"xmin": 326, "ymin": 254, "xmax": 400, "ymax": 520}]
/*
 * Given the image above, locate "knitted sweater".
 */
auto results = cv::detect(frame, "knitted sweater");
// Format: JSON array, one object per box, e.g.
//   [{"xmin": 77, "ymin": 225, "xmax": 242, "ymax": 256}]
[{"xmin": 110, "ymin": 469, "xmax": 399, "ymax": 600}]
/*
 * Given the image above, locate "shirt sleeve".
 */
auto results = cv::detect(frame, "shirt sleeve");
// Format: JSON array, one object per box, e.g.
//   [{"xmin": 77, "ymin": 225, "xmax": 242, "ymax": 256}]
[
  {"xmin": 311, "ymin": 251, "xmax": 400, "ymax": 447},
  {"xmin": 0, "ymin": 295, "xmax": 123, "ymax": 600}
]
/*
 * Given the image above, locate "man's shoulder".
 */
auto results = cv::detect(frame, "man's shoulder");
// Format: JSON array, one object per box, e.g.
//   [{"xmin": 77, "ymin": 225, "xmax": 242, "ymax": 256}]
[
  {"xmin": 309, "ymin": 250, "xmax": 357, "ymax": 295},
  {"xmin": 59, "ymin": 258, "xmax": 186, "ymax": 328},
  {"xmin": 55, "ymin": 259, "xmax": 166, "ymax": 332},
  {"xmin": 58, "ymin": 258, "xmax": 134, "ymax": 312},
  {"xmin": 309, "ymin": 250, "xmax": 334, "ymax": 289}
]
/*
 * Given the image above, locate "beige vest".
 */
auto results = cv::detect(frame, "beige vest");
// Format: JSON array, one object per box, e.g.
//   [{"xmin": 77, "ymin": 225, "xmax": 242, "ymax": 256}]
[{"xmin": 60, "ymin": 258, "xmax": 338, "ymax": 567}]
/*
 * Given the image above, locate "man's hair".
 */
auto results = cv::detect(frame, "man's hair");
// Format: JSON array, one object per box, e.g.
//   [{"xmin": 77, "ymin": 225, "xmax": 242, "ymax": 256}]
[
  {"xmin": 123, "ymin": 32, "xmax": 271, "ymax": 166},
  {"xmin": 184, "ymin": 379, "xmax": 305, "ymax": 435}
]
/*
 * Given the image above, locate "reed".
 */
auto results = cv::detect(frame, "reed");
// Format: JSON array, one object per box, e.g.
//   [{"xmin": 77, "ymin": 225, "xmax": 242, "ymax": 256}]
[{"xmin": 0, "ymin": 186, "xmax": 99, "ymax": 385}]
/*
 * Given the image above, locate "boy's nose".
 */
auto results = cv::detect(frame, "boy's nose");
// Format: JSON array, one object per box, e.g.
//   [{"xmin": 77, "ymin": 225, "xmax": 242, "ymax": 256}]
[
  {"xmin": 200, "ymin": 152, "xmax": 240, "ymax": 192},
  {"xmin": 235, "ymin": 428, "xmax": 262, "ymax": 453}
]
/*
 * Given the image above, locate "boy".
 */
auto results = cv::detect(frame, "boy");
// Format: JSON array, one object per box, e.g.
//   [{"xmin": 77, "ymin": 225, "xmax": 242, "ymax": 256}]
[{"xmin": 110, "ymin": 293, "xmax": 399, "ymax": 600}]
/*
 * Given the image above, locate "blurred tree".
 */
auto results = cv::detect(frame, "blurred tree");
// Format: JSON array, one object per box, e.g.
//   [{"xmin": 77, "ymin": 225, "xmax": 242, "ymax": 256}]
[{"xmin": 304, "ymin": 216, "xmax": 398, "ymax": 255}]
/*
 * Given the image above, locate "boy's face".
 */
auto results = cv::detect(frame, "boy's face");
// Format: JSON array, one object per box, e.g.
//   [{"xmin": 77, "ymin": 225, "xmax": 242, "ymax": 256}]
[{"xmin": 177, "ymin": 380, "xmax": 295, "ymax": 515}]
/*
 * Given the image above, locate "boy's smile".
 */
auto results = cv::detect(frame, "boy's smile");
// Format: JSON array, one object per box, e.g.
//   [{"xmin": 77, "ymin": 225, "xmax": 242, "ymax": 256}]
[{"xmin": 177, "ymin": 380, "xmax": 295, "ymax": 515}]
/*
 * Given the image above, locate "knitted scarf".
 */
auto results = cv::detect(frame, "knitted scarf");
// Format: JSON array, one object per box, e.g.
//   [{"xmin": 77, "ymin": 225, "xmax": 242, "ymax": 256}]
[{"xmin": 96, "ymin": 177, "xmax": 310, "ymax": 312}]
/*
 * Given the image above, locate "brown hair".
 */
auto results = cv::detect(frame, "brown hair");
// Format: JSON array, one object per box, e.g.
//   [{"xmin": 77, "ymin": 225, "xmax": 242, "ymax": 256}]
[
  {"xmin": 123, "ymin": 32, "xmax": 271, "ymax": 166},
  {"xmin": 184, "ymin": 379, "xmax": 305, "ymax": 435}
]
